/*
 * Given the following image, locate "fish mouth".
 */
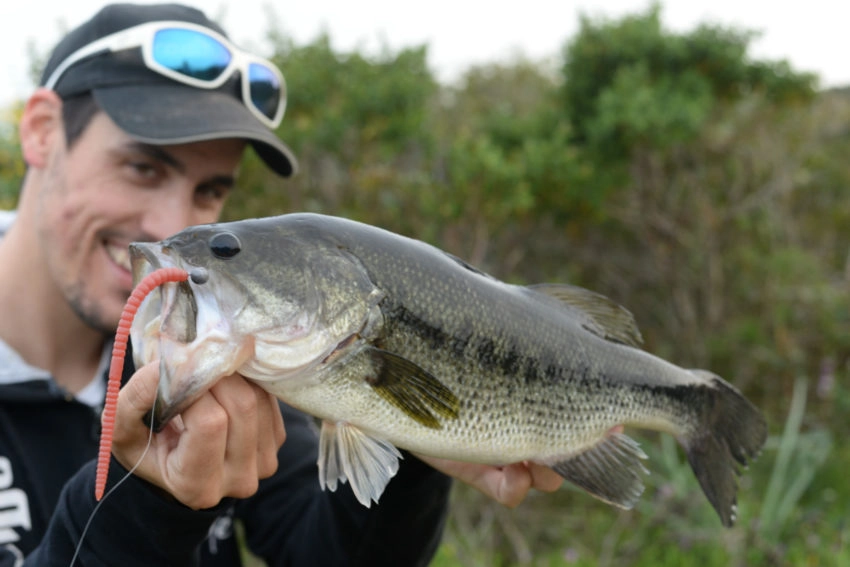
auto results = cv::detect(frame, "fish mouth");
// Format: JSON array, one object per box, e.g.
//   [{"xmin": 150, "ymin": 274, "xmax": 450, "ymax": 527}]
[
  {"xmin": 130, "ymin": 242, "xmax": 173, "ymax": 282},
  {"xmin": 128, "ymin": 242, "xmax": 200, "ymax": 431},
  {"xmin": 129, "ymin": 243, "xmax": 199, "ymax": 344}
]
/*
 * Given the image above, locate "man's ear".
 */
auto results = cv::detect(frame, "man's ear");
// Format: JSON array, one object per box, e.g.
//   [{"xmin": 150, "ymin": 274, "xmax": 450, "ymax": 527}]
[{"xmin": 19, "ymin": 88, "xmax": 64, "ymax": 169}]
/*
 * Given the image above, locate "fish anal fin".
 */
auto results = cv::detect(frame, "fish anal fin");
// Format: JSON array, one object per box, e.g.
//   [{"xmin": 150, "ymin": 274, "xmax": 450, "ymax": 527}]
[
  {"xmin": 527, "ymin": 283, "xmax": 643, "ymax": 347},
  {"xmin": 318, "ymin": 420, "xmax": 403, "ymax": 507},
  {"xmin": 366, "ymin": 347, "xmax": 460, "ymax": 429},
  {"xmin": 550, "ymin": 431, "xmax": 649, "ymax": 510}
]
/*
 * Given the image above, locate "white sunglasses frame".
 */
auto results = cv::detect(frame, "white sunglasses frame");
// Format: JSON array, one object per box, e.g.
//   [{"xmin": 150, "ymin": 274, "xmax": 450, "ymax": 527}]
[{"xmin": 43, "ymin": 20, "xmax": 286, "ymax": 129}]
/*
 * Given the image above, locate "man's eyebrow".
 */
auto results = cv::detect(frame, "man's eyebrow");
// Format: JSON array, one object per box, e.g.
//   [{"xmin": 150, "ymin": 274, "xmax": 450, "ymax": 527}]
[{"xmin": 124, "ymin": 141, "xmax": 185, "ymax": 174}]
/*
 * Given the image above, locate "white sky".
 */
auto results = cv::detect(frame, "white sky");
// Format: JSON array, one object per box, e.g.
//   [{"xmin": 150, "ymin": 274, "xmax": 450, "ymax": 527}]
[{"xmin": 0, "ymin": 0, "xmax": 848, "ymax": 109}]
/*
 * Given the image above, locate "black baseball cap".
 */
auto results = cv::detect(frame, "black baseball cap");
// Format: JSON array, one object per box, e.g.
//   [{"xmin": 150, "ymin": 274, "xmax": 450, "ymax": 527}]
[{"xmin": 39, "ymin": 3, "xmax": 297, "ymax": 177}]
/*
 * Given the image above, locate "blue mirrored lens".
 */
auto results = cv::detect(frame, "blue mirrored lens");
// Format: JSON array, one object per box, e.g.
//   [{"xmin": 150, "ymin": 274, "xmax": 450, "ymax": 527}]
[
  {"xmin": 152, "ymin": 28, "xmax": 231, "ymax": 81},
  {"xmin": 248, "ymin": 63, "xmax": 281, "ymax": 120}
]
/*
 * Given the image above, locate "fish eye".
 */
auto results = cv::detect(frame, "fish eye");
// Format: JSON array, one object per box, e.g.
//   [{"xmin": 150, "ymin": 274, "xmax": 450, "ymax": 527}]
[{"xmin": 209, "ymin": 232, "xmax": 241, "ymax": 259}]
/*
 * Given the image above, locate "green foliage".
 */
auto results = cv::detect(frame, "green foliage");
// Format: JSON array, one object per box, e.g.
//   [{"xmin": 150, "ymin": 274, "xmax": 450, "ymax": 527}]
[
  {"xmin": 0, "ymin": 103, "xmax": 23, "ymax": 209},
  {"xmin": 430, "ymin": 62, "xmax": 599, "ymax": 266},
  {"xmin": 759, "ymin": 378, "xmax": 832, "ymax": 544},
  {"xmin": 561, "ymin": 3, "xmax": 816, "ymax": 161},
  {"xmin": 443, "ymin": 63, "xmax": 599, "ymax": 217},
  {"xmin": 589, "ymin": 62, "xmax": 714, "ymax": 151},
  {"xmin": 276, "ymin": 33, "xmax": 436, "ymax": 161}
]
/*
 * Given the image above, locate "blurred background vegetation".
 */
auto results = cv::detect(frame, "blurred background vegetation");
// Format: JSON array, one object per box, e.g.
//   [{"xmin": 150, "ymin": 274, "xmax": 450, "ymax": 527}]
[{"xmin": 3, "ymin": 3, "xmax": 849, "ymax": 566}]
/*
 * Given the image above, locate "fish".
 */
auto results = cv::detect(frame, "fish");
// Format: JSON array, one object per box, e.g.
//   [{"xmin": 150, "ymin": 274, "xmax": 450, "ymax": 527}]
[{"xmin": 128, "ymin": 212, "xmax": 767, "ymax": 526}]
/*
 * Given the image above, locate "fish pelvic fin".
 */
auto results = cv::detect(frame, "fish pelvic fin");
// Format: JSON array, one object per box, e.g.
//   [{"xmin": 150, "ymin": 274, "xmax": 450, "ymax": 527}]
[
  {"xmin": 681, "ymin": 371, "xmax": 768, "ymax": 527},
  {"xmin": 318, "ymin": 420, "xmax": 403, "ymax": 508},
  {"xmin": 550, "ymin": 431, "xmax": 649, "ymax": 510},
  {"xmin": 365, "ymin": 347, "xmax": 460, "ymax": 429}
]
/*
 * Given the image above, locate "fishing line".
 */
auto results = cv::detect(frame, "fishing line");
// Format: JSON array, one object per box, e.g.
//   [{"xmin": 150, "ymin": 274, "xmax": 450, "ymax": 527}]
[
  {"xmin": 69, "ymin": 267, "xmax": 190, "ymax": 566},
  {"xmin": 69, "ymin": 398, "xmax": 157, "ymax": 567}
]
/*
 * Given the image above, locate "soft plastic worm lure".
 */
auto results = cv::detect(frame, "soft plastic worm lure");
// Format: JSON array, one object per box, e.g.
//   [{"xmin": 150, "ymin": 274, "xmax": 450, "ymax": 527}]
[{"xmin": 94, "ymin": 267, "xmax": 190, "ymax": 501}]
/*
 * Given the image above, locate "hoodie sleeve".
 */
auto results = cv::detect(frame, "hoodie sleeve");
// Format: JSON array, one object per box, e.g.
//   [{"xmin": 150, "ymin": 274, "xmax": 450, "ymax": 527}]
[
  {"xmin": 235, "ymin": 403, "xmax": 453, "ymax": 567},
  {"xmin": 17, "ymin": 458, "xmax": 222, "ymax": 567}
]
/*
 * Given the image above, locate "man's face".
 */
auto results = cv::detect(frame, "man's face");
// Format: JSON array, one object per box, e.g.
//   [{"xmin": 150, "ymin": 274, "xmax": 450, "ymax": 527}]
[{"xmin": 36, "ymin": 110, "xmax": 246, "ymax": 334}]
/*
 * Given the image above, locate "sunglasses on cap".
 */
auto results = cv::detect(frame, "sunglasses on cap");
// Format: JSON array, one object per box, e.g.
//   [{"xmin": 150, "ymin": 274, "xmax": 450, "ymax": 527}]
[{"xmin": 43, "ymin": 20, "xmax": 286, "ymax": 129}]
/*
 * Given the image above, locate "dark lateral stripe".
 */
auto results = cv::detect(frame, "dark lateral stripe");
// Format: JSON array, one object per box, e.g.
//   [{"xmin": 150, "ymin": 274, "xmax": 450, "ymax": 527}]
[{"xmin": 386, "ymin": 303, "xmax": 562, "ymax": 384}]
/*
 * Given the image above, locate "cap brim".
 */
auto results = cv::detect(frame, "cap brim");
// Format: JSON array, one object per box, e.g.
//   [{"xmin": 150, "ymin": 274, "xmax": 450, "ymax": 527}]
[{"xmin": 92, "ymin": 84, "xmax": 297, "ymax": 177}]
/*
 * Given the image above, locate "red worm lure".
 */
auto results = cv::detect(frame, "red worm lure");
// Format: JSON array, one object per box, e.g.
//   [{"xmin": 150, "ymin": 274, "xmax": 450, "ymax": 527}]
[{"xmin": 95, "ymin": 267, "xmax": 190, "ymax": 501}]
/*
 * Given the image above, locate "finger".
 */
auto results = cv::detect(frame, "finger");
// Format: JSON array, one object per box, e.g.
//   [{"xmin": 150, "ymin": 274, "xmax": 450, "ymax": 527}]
[
  {"xmin": 487, "ymin": 464, "xmax": 533, "ymax": 508},
  {"xmin": 415, "ymin": 455, "xmax": 532, "ymax": 508},
  {"xmin": 163, "ymin": 390, "xmax": 229, "ymax": 507},
  {"xmin": 114, "ymin": 361, "xmax": 160, "ymax": 429},
  {"xmin": 254, "ymin": 390, "xmax": 284, "ymax": 479},
  {"xmin": 208, "ymin": 374, "xmax": 261, "ymax": 498},
  {"xmin": 526, "ymin": 462, "xmax": 564, "ymax": 493},
  {"xmin": 111, "ymin": 361, "xmax": 161, "ymax": 471},
  {"xmin": 267, "ymin": 394, "xmax": 286, "ymax": 449}
]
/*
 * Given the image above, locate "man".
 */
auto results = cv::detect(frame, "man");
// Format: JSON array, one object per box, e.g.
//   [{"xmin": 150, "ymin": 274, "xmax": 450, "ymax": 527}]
[{"xmin": 0, "ymin": 3, "xmax": 562, "ymax": 565}]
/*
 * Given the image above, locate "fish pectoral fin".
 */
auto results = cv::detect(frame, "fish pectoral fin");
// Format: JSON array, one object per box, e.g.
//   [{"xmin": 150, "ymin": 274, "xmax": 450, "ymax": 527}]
[
  {"xmin": 365, "ymin": 347, "xmax": 460, "ymax": 429},
  {"xmin": 550, "ymin": 431, "xmax": 649, "ymax": 510},
  {"xmin": 318, "ymin": 420, "xmax": 403, "ymax": 508},
  {"xmin": 526, "ymin": 283, "xmax": 644, "ymax": 347}
]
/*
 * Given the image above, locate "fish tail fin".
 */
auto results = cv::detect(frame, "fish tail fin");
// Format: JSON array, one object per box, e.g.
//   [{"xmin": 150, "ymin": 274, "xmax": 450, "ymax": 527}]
[{"xmin": 681, "ymin": 371, "xmax": 767, "ymax": 527}]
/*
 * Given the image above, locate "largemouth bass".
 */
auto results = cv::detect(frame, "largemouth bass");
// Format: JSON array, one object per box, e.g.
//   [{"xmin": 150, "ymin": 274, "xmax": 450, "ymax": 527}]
[{"xmin": 129, "ymin": 213, "xmax": 767, "ymax": 526}]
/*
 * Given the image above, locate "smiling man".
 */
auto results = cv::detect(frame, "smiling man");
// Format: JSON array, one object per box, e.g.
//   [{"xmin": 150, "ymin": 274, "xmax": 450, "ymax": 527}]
[{"xmin": 0, "ymin": 3, "xmax": 561, "ymax": 565}]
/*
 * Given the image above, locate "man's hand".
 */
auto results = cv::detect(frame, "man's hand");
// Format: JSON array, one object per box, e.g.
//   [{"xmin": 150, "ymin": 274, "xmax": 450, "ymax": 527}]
[
  {"xmin": 110, "ymin": 361, "xmax": 286, "ymax": 509},
  {"xmin": 416, "ymin": 455, "xmax": 564, "ymax": 508}
]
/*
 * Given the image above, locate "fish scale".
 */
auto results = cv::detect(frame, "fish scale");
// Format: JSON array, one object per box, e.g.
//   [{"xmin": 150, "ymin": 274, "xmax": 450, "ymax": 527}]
[{"xmin": 128, "ymin": 212, "xmax": 767, "ymax": 526}]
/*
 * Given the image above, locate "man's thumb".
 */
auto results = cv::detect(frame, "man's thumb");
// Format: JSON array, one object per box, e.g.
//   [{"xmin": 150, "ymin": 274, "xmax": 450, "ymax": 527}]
[{"xmin": 113, "ymin": 360, "xmax": 160, "ymax": 423}]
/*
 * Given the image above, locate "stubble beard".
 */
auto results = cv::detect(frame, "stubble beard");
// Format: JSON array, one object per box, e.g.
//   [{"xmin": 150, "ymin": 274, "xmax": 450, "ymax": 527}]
[{"xmin": 64, "ymin": 279, "xmax": 120, "ymax": 338}]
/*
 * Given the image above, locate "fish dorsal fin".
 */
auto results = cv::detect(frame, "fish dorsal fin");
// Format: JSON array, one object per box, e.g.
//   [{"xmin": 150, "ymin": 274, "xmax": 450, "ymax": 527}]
[
  {"xmin": 549, "ymin": 432, "xmax": 649, "ymax": 509},
  {"xmin": 527, "ymin": 283, "xmax": 644, "ymax": 347},
  {"xmin": 318, "ymin": 420, "xmax": 402, "ymax": 507},
  {"xmin": 446, "ymin": 252, "xmax": 494, "ymax": 279},
  {"xmin": 365, "ymin": 347, "xmax": 460, "ymax": 429}
]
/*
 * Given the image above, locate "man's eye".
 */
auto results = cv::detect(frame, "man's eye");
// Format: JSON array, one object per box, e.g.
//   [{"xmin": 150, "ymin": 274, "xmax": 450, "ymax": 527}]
[
  {"xmin": 200, "ymin": 186, "xmax": 225, "ymax": 198},
  {"xmin": 195, "ymin": 185, "xmax": 230, "ymax": 206},
  {"xmin": 130, "ymin": 161, "xmax": 158, "ymax": 178}
]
